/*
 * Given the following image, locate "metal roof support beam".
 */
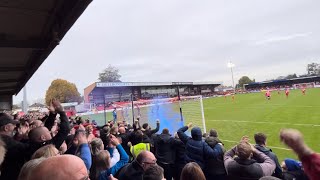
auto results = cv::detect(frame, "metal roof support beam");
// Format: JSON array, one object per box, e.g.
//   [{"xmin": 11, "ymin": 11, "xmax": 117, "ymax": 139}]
[
  {"xmin": 0, "ymin": 67, "xmax": 24, "ymax": 72},
  {"xmin": 0, "ymin": 79, "xmax": 18, "ymax": 83},
  {"xmin": 0, "ymin": 39, "xmax": 49, "ymax": 49}
]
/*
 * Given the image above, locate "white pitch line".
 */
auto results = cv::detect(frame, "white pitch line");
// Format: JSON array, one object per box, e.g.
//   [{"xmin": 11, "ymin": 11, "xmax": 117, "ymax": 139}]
[
  {"xmin": 207, "ymin": 119, "xmax": 320, "ymax": 127},
  {"xmin": 221, "ymin": 139, "xmax": 292, "ymax": 151},
  {"xmin": 205, "ymin": 105, "xmax": 320, "ymax": 109}
]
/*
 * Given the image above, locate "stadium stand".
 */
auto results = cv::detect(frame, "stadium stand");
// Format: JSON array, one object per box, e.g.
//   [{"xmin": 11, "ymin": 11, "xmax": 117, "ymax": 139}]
[{"xmin": 1, "ymin": 96, "xmax": 320, "ymax": 180}]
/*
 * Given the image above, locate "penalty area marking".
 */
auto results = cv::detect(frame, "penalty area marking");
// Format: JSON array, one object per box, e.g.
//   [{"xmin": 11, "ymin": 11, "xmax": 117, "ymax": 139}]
[
  {"xmin": 221, "ymin": 139, "xmax": 291, "ymax": 151},
  {"xmin": 207, "ymin": 119, "xmax": 320, "ymax": 127}
]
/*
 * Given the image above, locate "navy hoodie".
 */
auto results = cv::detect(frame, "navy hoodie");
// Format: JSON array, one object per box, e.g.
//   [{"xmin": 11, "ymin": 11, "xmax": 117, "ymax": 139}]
[{"xmin": 177, "ymin": 126, "xmax": 223, "ymax": 169}]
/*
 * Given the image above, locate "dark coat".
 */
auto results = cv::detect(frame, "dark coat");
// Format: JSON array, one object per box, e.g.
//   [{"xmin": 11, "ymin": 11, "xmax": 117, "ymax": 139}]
[
  {"xmin": 115, "ymin": 160, "xmax": 144, "ymax": 180},
  {"xmin": 174, "ymin": 138, "xmax": 186, "ymax": 167},
  {"xmin": 0, "ymin": 135, "xmax": 29, "ymax": 180},
  {"xmin": 177, "ymin": 126, "xmax": 223, "ymax": 169},
  {"xmin": 142, "ymin": 122, "xmax": 160, "ymax": 138},
  {"xmin": 0, "ymin": 111, "xmax": 69, "ymax": 180},
  {"xmin": 26, "ymin": 111, "xmax": 70, "ymax": 159},
  {"xmin": 119, "ymin": 133, "xmax": 131, "ymax": 158},
  {"xmin": 255, "ymin": 144, "xmax": 282, "ymax": 178},
  {"xmin": 152, "ymin": 133, "xmax": 179, "ymax": 164},
  {"xmin": 204, "ymin": 136, "xmax": 227, "ymax": 178}
]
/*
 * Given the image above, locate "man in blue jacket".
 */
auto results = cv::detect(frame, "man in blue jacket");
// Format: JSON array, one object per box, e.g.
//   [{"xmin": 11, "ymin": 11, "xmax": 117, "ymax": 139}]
[{"xmin": 177, "ymin": 123, "xmax": 223, "ymax": 169}]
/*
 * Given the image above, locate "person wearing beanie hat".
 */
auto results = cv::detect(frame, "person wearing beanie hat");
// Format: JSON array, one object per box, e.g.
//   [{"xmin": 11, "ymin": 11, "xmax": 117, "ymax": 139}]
[
  {"xmin": 204, "ymin": 129, "xmax": 226, "ymax": 180},
  {"xmin": 281, "ymin": 158, "xmax": 308, "ymax": 180},
  {"xmin": 284, "ymin": 158, "xmax": 302, "ymax": 171},
  {"xmin": 177, "ymin": 123, "xmax": 223, "ymax": 169},
  {"xmin": 209, "ymin": 129, "xmax": 218, "ymax": 137}
]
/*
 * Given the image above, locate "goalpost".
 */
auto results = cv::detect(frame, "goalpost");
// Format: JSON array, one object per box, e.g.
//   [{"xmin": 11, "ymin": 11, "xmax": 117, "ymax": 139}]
[
  {"xmin": 78, "ymin": 95, "xmax": 207, "ymax": 133},
  {"xmin": 293, "ymin": 82, "xmax": 315, "ymax": 89},
  {"xmin": 180, "ymin": 95, "xmax": 207, "ymax": 133},
  {"xmin": 123, "ymin": 95, "xmax": 207, "ymax": 133}
]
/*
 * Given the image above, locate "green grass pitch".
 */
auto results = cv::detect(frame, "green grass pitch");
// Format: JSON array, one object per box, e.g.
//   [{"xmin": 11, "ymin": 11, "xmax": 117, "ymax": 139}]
[
  {"xmin": 82, "ymin": 88, "xmax": 320, "ymax": 162},
  {"xmin": 202, "ymin": 88, "xmax": 320, "ymax": 162}
]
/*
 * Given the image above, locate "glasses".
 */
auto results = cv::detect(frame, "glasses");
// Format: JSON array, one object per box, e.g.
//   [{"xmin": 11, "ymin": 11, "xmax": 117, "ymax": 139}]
[
  {"xmin": 81, "ymin": 175, "xmax": 89, "ymax": 180},
  {"xmin": 142, "ymin": 159, "xmax": 157, "ymax": 165}
]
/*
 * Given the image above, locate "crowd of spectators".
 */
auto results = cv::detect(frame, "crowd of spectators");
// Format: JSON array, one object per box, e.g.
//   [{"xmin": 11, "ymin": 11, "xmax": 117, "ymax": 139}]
[{"xmin": 0, "ymin": 99, "xmax": 319, "ymax": 180}]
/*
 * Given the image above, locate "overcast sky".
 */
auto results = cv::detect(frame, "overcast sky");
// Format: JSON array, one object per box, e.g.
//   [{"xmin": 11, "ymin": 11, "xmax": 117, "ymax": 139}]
[{"xmin": 14, "ymin": 0, "xmax": 320, "ymax": 104}]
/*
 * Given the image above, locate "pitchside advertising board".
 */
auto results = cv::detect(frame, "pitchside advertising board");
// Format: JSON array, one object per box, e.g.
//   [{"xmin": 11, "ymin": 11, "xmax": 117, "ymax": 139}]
[{"xmin": 96, "ymin": 82, "xmax": 220, "ymax": 87}]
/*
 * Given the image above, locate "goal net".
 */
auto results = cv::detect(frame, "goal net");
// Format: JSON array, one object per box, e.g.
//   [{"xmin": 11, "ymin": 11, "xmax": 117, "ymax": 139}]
[
  {"xmin": 116, "ymin": 95, "xmax": 206, "ymax": 134},
  {"xmin": 78, "ymin": 96, "xmax": 207, "ymax": 134},
  {"xmin": 293, "ymin": 82, "xmax": 315, "ymax": 89}
]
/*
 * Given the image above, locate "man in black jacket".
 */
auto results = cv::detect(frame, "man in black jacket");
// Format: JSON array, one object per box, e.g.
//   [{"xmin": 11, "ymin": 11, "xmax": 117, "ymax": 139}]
[
  {"xmin": 152, "ymin": 128, "xmax": 179, "ymax": 180},
  {"xmin": 27, "ymin": 101, "xmax": 70, "ymax": 159},
  {"xmin": 116, "ymin": 150, "xmax": 157, "ymax": 180},
  {"xmin": 0, "ymin": 113, "xmax": 28, "ymax": 180},
  {"xmin": 0, "ymin": 99, "xmax": 69, "ymax": 180},
  {"xmin": 204, "ymin": 129, "xmax": 227, "ymax": 180},
  {"xmin": 141, "ymin": 120, "xmax": 160, "ymax": 138},
  {"xmin": 254, "ymin": 132, "xmax": 282, "ymax": 178},
  {"xmin": 173, "ymin": 133, "xmax": 186, "ymax": 180},
  {"xmin": 118, "ymin": 126, "xmax": 132, "ymax": 160}
]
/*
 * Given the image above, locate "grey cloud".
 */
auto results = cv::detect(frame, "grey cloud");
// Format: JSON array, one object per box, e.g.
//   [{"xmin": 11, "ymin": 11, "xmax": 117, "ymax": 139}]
[{"xmin": 13, "ymin": 0, "xmax": 320, "ymax": 103}]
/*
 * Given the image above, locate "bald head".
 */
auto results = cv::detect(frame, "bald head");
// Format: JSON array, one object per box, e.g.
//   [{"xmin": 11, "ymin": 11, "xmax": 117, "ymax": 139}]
[
  {"xmin": 118, "ymin": 127, "xmax": 126, "ymax": 134},
  {"xmin": 29, "ymin": 127, "xmax": 52, "ymax": 142},
  {"xmin": 31, "ymin": 155, "xmax": 88, "ymax": 180},
  {"xmin": 136, "ymin": 151, "xmax": 157, "ymax": 171}
]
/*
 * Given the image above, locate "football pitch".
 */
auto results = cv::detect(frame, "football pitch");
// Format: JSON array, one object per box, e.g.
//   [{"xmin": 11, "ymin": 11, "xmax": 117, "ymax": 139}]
[
  {"xmin": 82, "ymin": 88, "xmax": 320, "ymax": 162},
  {"xmin": 203, "ymin": 88, "xmax": 320, "ymax": 162}
]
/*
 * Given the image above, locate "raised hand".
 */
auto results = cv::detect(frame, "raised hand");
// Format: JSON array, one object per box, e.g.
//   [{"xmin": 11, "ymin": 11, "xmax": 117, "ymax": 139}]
[
  {"xmin": 187, "ymin": 123, "xmax": 193, "ymax": 129},
  {"xmin": 240, "ymin": 135, "xmax": 250, "ymax": 144},
  {"xmin": 52, "ymin": 99, "xmax": 63, "ymax": 112},
  {"xmin": 110, "ymin": 134, "xmax": 120, "ymax": 146},
  {"xmin": 47, "ymin": 100, "xmax": 55, "ymax": 113},
  {"xmin": 279, "ymin": 128, "xmax": 313, "ymax": 158},
  {"xmin": 75, "ymin": 130, "xmax": 88, "ymax": 145}
]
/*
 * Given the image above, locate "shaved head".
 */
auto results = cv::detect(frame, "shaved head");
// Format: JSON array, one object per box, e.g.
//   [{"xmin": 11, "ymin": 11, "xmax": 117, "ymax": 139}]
[
  {"xmin": 29, "ymin": 127, "xmax": 52, "ymax": 142},
  {"xmin": 118, "ymin": 127, "xmax": 125, "ymax": 134},
  {"xmin": 31, "ymin": 155, "xmax": 88, "ymax": 180}
]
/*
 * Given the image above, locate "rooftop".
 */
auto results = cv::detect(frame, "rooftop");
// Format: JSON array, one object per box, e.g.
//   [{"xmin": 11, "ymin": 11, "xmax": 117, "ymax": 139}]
[{"xmin": 0, "ymin": 0, "xmax": 92, "ymax": 96}]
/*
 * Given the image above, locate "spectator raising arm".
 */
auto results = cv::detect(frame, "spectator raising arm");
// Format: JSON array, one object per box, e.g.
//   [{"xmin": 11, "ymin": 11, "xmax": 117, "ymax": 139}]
[
  {"xmin": 110, "ymin": 148, "xmax": 120, "ymax": 167},
  {"xmin": 149, "ymin": 120, "xmax": 160, "ymax": 135},
  {"xmin": 280, "ymin": 129, "xmax": 320, "ymax": 180},
  {"xmin": 44, "ymin": 101, "xmax": 57, "ymax": 131},
  {"xmin": 74, "ymin": 130, "xmax": 92, "ymax": 170},
  {"xmin": 51, "ymin": 99, "xmax": 70, "ymax": 149},
  {"xmin": 177, "ymin": 123, "xmax": 193, "ymax": 144},
  {"xmin": 100, "ymin": 135, "xmax": 129, "ymax": 180}
]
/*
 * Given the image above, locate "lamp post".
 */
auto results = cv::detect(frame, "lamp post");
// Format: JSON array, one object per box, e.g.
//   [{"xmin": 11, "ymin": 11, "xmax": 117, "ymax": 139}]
[{"xmin": 227, "ymin": 61, "xmax": 236, "ymax": 94}]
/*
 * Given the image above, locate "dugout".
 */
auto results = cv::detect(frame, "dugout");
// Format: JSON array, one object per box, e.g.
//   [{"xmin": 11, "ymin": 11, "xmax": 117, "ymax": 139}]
[{"xmin": 245, "ymin": 76, "xmax": 320, "ymax": 90}]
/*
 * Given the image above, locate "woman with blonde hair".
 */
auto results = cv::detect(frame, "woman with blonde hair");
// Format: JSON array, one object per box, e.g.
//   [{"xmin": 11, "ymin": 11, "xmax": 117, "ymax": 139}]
[
  {"xmin": 31, "ymin": 144, "xmax": 59, "ymax": 159},
  {"xmin": 90, "ymin": 135, "xmax": 129, "ymax": 180},
  {"xmin": 180, "ymin": 162, "xmax": 206, "ymax": 180},
  {"xmin": 91, "ymin": 138, "xmax": 104, "ymax": 156}
]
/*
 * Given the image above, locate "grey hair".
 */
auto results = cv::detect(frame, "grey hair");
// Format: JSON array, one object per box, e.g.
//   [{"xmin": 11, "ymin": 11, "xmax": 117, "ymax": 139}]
[{"xmin": 18, "ymin": 158, "xmax": 46, "ymax": 180}]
